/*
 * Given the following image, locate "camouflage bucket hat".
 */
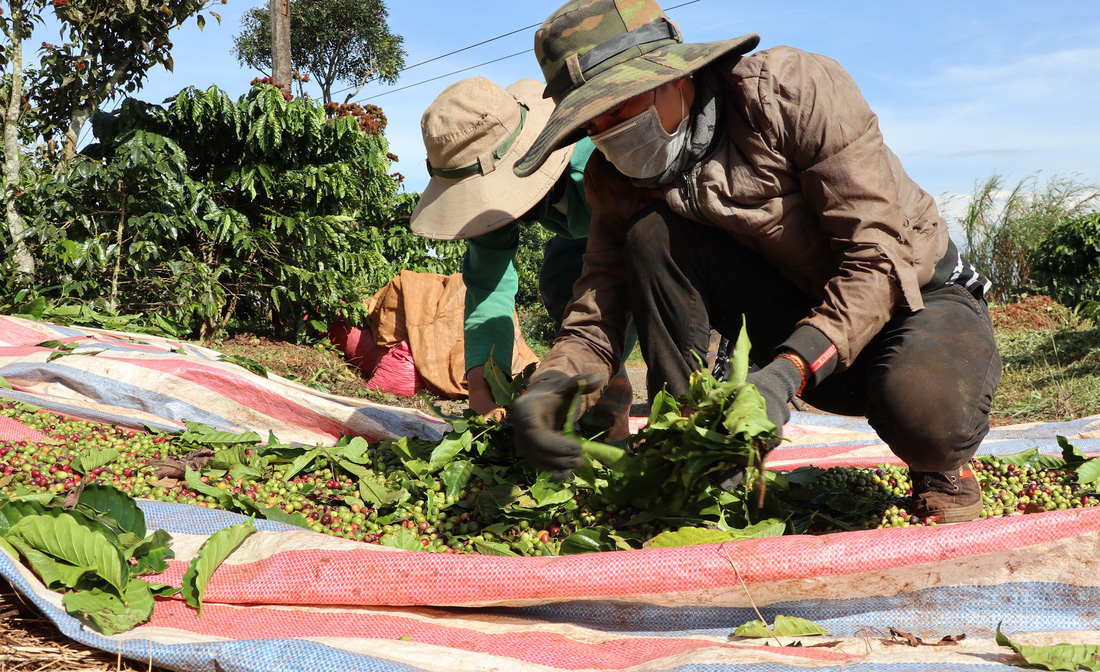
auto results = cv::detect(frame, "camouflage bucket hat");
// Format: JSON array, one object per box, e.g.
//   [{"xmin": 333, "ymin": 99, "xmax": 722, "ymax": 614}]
[{"xmin": 514, "ymin": 0, "xmax": 759, "ymax": 177}]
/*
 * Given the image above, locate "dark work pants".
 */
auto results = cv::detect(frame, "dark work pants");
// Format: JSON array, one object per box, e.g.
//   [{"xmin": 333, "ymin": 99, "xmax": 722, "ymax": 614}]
[{"xmin": 622, "ymin": 205, "xmax": 1002, "ymax": 472}]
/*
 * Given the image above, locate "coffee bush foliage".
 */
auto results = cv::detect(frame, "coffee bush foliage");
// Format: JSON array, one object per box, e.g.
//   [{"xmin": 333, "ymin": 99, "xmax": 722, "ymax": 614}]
[
  {"xmin": 1030, "ymin": 212, "xmax": 1100, "ymax": 309},
  {"xmin": 13, "ymin": 83, "xmax": 460, "ymax": 340}
]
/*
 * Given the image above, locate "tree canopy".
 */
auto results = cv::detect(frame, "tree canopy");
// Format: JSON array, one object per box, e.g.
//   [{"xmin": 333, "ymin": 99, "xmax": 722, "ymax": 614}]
[{"xmin": 233, "ymin": 0, "xmax": 405, "ymax": 105}]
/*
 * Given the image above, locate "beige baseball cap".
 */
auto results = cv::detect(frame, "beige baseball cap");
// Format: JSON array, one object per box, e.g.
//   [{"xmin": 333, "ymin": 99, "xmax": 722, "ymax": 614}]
[{"xmin": 410, "ymin": 78, "xmax": 575, "ymax": 240}]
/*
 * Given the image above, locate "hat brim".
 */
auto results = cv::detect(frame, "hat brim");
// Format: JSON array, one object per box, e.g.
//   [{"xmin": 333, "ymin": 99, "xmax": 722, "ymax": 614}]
[
  {"xmin": 410, "ymin": 79, "xmax": 576, "ymax": 241},
  {"xmin": 514, "ymin": 34, "xmax": 760, "ymax": 178}
]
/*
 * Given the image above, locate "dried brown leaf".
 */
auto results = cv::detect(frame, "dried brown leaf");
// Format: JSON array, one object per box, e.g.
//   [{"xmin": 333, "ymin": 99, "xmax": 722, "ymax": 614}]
[{"xmin": 889, "ymin": 627, "xmax": 922, "ymax": 647}]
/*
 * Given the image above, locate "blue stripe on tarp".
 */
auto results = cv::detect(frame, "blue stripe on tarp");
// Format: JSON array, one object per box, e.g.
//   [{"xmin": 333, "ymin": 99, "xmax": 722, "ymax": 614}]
[
  {"xmin": 0, "ymin": 362, "xmax": 249, "ymax": 432},
  {"xmin": 136, "ymin": 499, "xmax": 303, "ymax": 534},
  {"xmin": 0, "ymin": 388, "xmax": 184, "ymax": 433},
  {"xmin": 673, "ymin": 666, "xmax": 1034, "ymax": 671},
  {"xmin": 509, "ymin": 580, "xmax": 1100, "ymax": 638},
  {"xmin": 1, "ymin": 541, "xmax": 1041, "ymax": 672},
  {"xmin": 1, "ymin": 545, "xmax": 1049, "ymax": 672},
  {"xmin": 771, "ymin": 438, "xmax": 1100, "ymax": 455},
  {"xmin": 0, "ymin": 549, "xmax": 431, "ymax": 672},
  {"xmin": 0, "ymin": 503, "xmax": 1079, "ymax": 672},
  {"xmin": 976, "ymin": 438, "xmax": 1100, "ymax": 454},
  {"xmin": 787, "ymin": 411, "xmax": 1100, "ymax": 438}
]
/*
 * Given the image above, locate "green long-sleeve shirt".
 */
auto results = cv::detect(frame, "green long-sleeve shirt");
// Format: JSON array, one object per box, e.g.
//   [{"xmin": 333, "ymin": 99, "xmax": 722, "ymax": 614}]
[{"xmin": 462, "ymin": 138, "xmax": 595, "ymax": 375}]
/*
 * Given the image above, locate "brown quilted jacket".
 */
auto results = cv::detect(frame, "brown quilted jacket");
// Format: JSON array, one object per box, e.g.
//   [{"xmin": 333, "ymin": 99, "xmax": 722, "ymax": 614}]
[{"xmin": 538, "ymin": 46, "xmax": 949, "ymax": 397}]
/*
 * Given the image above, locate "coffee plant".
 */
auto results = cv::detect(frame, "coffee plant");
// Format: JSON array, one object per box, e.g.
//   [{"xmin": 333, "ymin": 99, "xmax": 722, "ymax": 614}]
[{"xmin": 13, "ymin": 82, "xmax": 443, "ymax": 340}]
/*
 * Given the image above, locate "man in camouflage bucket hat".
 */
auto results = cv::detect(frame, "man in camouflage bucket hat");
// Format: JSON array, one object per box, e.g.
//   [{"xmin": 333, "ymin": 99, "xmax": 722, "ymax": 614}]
[{"xmin": 510, "ymin": 0, "xmax": 1002, "ymax": 523}]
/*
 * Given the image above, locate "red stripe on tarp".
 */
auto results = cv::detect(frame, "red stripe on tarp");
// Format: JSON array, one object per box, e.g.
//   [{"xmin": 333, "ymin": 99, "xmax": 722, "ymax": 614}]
[
  {"xmin": 0, "ymin": 415, "xmax": 52, "ymax": 443},
  {"xmin": 98, "ymin": 356, "xmax": 350, "ymax": 440},
  {"xmin": 147, "ymin": 507, "xmax": 1100, "ymax": 607},
  {"xmin": 91, "ymin": 339, "xmax": 176, "ymax": 353},
  {"xmin": 767, "ymin": 444, "xmax": 885, "ymax": 460},
  {"xmin": 141, "ymin": 600, "xmax": 856, "ymax": 669},
  {"xmin": 769, "ymin": 455, "xmax": 907, "ymax": 469},
  {"xmin": 0, "ymin": 318, "xmax": 63, "ymax": 346}
]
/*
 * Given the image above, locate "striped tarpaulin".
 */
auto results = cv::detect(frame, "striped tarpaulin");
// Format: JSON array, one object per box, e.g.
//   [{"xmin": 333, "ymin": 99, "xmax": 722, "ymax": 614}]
[
  {"xmin": 0, "ymin": 316, "xmax": 449, "ymax": 444},
  {"xmin": 2, "ymin": 316, "xmax": 1100, "ymax": 670}
]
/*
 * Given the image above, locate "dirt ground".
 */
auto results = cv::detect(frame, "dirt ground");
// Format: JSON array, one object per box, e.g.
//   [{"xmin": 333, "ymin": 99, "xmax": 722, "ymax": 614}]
[{"xmin": 0, "ymin": 580, "xmax": 170, "ymax": 672}]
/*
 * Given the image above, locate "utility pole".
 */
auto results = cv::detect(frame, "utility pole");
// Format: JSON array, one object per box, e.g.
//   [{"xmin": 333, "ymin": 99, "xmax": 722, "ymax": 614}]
[{"xmin": 270, "ymin": 0, "xmax": 292, "ymax": 89}]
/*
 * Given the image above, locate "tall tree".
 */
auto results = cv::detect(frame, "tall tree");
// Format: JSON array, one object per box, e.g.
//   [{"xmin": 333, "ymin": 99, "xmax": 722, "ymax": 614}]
[
  {"xmin": 30, "ymin": 0, "xmax": 224, "ymax": 162},
  {"xmin": 0, "ymin": 0, "xmax": 43, "ymax": 283},
  {"xmin": 233, "ymin": 0, "xmax": 405, "ymax": 104}
]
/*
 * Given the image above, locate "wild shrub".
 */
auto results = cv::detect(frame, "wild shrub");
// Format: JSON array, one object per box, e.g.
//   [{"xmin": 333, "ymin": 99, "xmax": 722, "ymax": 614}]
[
  {"xmin": 950, "ymin": 173, "xmax": 1099, "ymax": 303},
  {"xmin": 1030, "ymin": 212, "xmax": 1100, "ymax": 309}
]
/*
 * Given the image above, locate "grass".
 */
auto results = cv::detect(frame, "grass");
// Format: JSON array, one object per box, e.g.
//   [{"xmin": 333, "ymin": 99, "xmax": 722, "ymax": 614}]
[{"xmin": 993, "ymin": 323, "xmax": 1100, "ymax": 424}]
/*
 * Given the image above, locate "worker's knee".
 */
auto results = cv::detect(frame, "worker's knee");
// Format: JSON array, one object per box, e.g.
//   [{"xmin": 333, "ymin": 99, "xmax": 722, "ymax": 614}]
[{"xmin": 867, "ymin": 350, "xmax": 1000, "ymax": 471}]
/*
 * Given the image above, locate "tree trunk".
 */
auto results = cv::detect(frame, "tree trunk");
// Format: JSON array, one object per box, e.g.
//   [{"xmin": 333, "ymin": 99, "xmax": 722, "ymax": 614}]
[
  {"xmin": 61, "ymin": 59, "xmax": 130, "ymax": 165},
  {"xmin": 109, "ymin": 188, "xmax": 127, "ymax": 312},
  {"xmin": 62, "ymin": 107, "xmax": 93, "ymax": 165},
  {"xmin": 2, "ymin": 3, "xmax": 36, "ymax": 283},
  {"xmin": 270, "ymin": 0, "xmax": 292, "ymax": 89}
]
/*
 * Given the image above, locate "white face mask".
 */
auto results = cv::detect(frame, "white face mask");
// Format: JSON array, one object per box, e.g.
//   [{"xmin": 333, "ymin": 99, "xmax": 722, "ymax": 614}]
[{"xmin": 590, "ymin": 91, "xmax": 690, "ymax": 180}]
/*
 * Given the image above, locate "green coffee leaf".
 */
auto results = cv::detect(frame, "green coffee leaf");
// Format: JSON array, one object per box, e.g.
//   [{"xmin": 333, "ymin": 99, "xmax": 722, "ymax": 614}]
[
  {"xmin": 8, "ymin": 513, "xmax": 128, "ymax": 596},
  {"xmin": 217, "ymin": 353, "xmax": 268, "ymax": 378},
  {"xmin": 580, "ymin": 440, "xmax": 632, "ymax": 473},
  {"xmin": 208, "ymin": 445, "xmax": 250, "ymax": 469},
  {"xmin": 559, "ymin": 526, "xmax": 620, "ymax": 555},
  {"xmin": 1059, "ymin": 436, "xmax": 1088, "ymax": 467},
  {"xmin": 734, "ymin": 615, "xmax": 831, "ymax": 638},
  {"xmin": 440, "ymin": 459, "xmax": 474, "ymax": 500},
  {"xmin": 63, "ymin": 579, "xmax": 156, "ymax": 635},
  {"xmin": 483, "ymin": 351, "xmax": 513, "ymax": 407},
  {"xmin": 647, "ymin": 520, "xmax": 786, "ymax": 548},
  {"xmin": 381, "ymin": 526, "xmax": 423, "ymax": 551},
  {"xmin": 181, "ymin": 521, "xmax": 256, "ymax": 616},
  {"xmin": 996, "ymin": 622, "xmax": 1100, "ymax": 671},
  {"xmin": 282, "ymin": 447, "xmax": 323, "ymax": 481},
  {"xmin": 0, "ymin": 536, "xmax": 18, "ymax": 559},
  {"xmin": 127, "ymin": 529, "xmax": 175, "ymax": 576},
  {"xmin": 358, "ymin": 475, "xmax": 400, "ymax": 508},
  {"xmin": 5, "ymin": 537, "xmax": 87, "ymax": 589},
  {"xmin": 428, "ymin": 432, "xmax": 471, "ymax": 473},
  {"xmin": 72, "ymin": 448, "xmax": 120, "ymax": 475},
  {"xmin": 730, "ymin": 319, "xmax": 751, "ymax": 385},
  {"xmin": 1074, "ymin": 458, "xmax": 1100, "ymax": 486},
  {"xmin": 471, "ymin": 538, "xmax": 519, "ymax": 557},
  {"xmin": 0, "ymin": 499, "xmax": 48, "ymax": 534},
  {"xmin": 339, "ymin": 436, "xmax": 373, "ymax": 465},
  {"xmin": 77, "ymin": 484, "xmax": 146, "ymax": 539},
  {"xmin": 529, "ymin": 476, "xmax": 576, "ymax": 508},
  {"xmin": 231, "ymin": 497, "xmax": 310, "ymax": 529},
  {"xmin": 180, "ymin": 421, "xmax": 262, "ymax": 445},
  {"xmin": 184, "ymin": 469, "xmax": 234, "ymax": 508}
]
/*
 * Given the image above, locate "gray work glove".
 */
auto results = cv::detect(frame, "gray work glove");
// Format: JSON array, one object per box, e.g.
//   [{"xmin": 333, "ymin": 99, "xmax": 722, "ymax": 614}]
[
  {"xmin": 745, "ymin": 355, "xmax": 804, "ymax": 433},
  {"xmin": 714, "ymin": 356, "xmax": 803, "ymax": 493},
  {"xmin": 512, "ymin": 371, "xmax": 603, "ymax": 479}
]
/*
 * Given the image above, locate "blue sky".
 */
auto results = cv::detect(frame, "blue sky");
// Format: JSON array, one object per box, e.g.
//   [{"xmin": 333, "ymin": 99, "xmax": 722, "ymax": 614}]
[{"xmin": 47, "ymin": 1, "xmax": 1100, "ymax": 223}]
